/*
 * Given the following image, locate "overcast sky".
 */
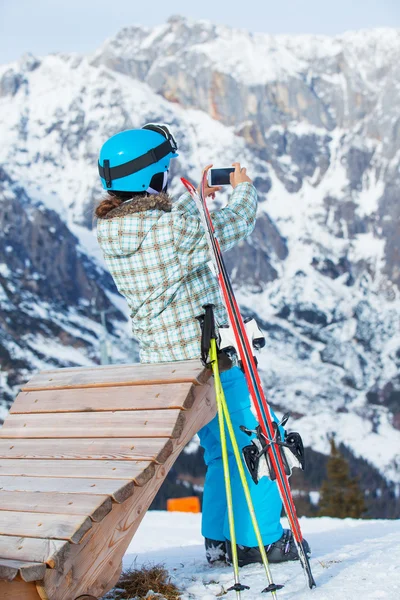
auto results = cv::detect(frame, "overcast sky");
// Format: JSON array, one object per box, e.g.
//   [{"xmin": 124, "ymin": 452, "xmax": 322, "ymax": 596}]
[{"xmin": 1, "ymin": 0, "xmax": 399, "ymax": 64}]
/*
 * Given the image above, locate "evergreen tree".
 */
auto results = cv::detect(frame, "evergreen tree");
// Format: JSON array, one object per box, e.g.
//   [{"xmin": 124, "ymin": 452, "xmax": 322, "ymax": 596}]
[{"xmin": 319, "ymin": 438, "xmax": 366, "ymax": 518}]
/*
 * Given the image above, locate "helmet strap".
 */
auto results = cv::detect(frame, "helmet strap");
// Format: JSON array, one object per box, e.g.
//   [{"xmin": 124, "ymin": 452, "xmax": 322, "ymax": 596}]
[{"xmin": 98, "ymin": 139, "xmax": 174, "ymax": 186}]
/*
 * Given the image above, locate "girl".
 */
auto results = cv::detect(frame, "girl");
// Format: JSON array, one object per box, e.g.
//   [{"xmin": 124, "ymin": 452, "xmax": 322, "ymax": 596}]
[{"xmin": 96, "ymin": 123, "xmax": 308, "ymax": 566}]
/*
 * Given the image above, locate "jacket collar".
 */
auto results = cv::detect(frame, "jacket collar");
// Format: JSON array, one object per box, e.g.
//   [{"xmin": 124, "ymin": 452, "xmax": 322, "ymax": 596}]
[{"xmin": 103, "ymin": 193, "xmax": 172, "ymax": 219}]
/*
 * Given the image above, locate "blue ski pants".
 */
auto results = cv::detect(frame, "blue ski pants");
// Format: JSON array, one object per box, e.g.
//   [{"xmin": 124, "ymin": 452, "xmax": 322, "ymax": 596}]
[{"xmin": 198, "ymin": 366, "xmax": 283, "ymax": 548}]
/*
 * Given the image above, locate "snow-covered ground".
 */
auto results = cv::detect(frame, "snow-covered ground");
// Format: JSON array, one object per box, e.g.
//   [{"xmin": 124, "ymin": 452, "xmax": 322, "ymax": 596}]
[{"xmin": 116, "ymin": 511, "xmax": 400, "ymax": 599}]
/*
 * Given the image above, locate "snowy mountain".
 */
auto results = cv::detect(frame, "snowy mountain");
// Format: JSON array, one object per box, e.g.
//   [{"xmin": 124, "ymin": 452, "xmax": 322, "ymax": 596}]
[
  {"xmin": 103, "ymin": 510, "xmax": 400, "ymax": 599},
  {"xmin": 0, "ymin": 164, "xmax": 137, "ymax": 417},
  {"xmin": 0, "ymin": 16, "xmax": 399, "ymax": 496}
]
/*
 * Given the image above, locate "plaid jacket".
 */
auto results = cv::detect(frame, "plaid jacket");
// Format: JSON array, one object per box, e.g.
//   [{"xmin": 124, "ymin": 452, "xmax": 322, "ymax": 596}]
[{"xmin": 97, "ymin": 182, "xmax": 257, "ymax": 363}]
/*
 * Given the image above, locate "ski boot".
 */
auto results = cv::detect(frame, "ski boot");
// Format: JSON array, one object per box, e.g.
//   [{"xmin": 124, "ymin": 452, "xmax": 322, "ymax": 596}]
[
  {"xmin": 226, "ymin": 529, "xmax": 311, "ymax": 567},
  {"xmin": 205, "ymin": 537, "xmax": 228, "ymax": 565}
]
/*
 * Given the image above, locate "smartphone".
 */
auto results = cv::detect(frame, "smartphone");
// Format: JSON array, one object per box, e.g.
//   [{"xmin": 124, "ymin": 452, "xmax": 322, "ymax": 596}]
[{"xmin": 208, "ymin": 167, "xmax": 235, "ymax": 186}]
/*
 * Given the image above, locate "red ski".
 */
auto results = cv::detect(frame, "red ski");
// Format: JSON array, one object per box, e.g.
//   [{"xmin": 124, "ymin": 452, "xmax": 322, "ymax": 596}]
[{"xmin": 181, "ymin": 174, "xmax": 316, "ymax": 589}]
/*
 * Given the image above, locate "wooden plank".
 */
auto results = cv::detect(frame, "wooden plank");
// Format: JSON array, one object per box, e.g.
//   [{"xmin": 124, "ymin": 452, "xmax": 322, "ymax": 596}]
[
  {"xmin": 0, "ymin": 511, "xmax": 91, "ymax": 544},
  {"xmin": 0, "ymin": 438, "xmax": 173, "ymax": 464},
  {"xmin": 0, "ymin": 579, "xmax": 41, "ymax": 599},
  {"xmin": 0, "ymin": 460, "xmax": 155, "ymax": 486},
  {"xmin": 0, "ymin": 536, "xmax": 69, "ymax": 569},
  {"xmin": 38, "ymin": 359, "xmax": 201, "ymax": 376},
  {"xmin": 22, "ymin": 361, "xmax": 208, "ymax": 391},
  {"xmin": 0, "ymin": 410, "xmax": 186, "ymax": 440},
  {"xmin": 0, "ymin": 559, "xmax": 46, "ymax": 583},
  {"xmin": 10, "ymin": 383, "xmax": 195, "ymax": 414},
  {"xmin": 0, "ymin": 476, "xmax": 134, "ymax": 503},
  {"xmin": 0, "ymin": 491, "xmax": 112, "ymax": 522}
]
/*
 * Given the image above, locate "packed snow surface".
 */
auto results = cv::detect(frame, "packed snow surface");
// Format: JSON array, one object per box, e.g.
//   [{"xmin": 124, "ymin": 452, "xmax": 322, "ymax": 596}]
[{"xmin": 118, "ymin": 511, "xmax": 400, "ymax": 599}]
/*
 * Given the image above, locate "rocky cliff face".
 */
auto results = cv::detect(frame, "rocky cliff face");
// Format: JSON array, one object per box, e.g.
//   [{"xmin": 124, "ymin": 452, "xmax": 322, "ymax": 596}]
[
  {"xmin": 92, "ymin": 19, "xmax": 400, "ymax": 290},
  {"xmin": 0, "ymin": 17, "xmax": 399, "ymax": 489},
  {"xmin": 0, "ymin": 165, "xmax": 132, "ymax": 416}
]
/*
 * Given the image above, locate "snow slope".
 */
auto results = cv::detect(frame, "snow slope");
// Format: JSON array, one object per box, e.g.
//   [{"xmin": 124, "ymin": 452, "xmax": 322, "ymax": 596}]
[{"xmin": 107, "ymin": 511, "xmax": 400, "ymax": 600}]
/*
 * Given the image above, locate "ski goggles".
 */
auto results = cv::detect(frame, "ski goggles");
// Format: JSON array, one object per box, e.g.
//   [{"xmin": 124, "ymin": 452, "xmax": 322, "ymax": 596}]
[{"xmin": 142, "ymin": 122, "xmax": 178, "ymax": 153}]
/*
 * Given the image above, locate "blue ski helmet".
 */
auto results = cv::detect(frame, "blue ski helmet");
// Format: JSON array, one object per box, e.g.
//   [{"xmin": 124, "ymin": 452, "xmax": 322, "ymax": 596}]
[{"xmin": 98, "ymin": 123, "xmax": 179, "ymax": 192}]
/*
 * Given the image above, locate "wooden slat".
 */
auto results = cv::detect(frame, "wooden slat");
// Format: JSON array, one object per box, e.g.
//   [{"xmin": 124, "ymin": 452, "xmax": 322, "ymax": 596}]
[
  {"xmin": 0, "ymin": 559, "xmax": 46, "ymax": 583},
  {"xmin": 0, "ymin": 476, "xmax": 134, "ymax": 503},
  {"xmin": 0, "ymin": 491, "xmax": 112, "ymax": 522},
  {"xmin": 0, "ymin": 536, "xmax": 69, "ymax": 569},
  {"xmin": 0, "ymin": 410, "xmax": 185, "ymax": 439},
  {"xmin": 0, "ymin": 459, "xmax": 155, "ymax": 486},
  {"xmin": 0, "ymin": 438, "xmax": 174, "ymax": 463},
  {"xmin": 0, "ymin": 579, "xmax": 41, "ymax": 599},
  {"xmin": 0, "ymin": 512, "xmax": 91, "ymax": 544},
  {"xmin": 10, "ymin": 383, "xmax": 195, "ymax": 414},
  {"xmin": 22, "ymin": 361, "xmax": 208, "ymax": 391},
  {"xmin": 38, "ymin": 360, "xmax": 202, "ymax": 376}
]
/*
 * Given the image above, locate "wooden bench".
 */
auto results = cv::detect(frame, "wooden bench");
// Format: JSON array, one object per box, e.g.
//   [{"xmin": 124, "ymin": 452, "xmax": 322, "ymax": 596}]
[{"xmin": 0, "ymin": 360, "xmax": 215, "ymax": 600}]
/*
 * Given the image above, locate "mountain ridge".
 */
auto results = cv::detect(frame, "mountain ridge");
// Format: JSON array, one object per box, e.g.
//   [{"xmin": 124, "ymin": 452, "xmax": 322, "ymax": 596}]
[{"xmin": 0, "ymin": 17, "xmax": 399, "ymax": 494}]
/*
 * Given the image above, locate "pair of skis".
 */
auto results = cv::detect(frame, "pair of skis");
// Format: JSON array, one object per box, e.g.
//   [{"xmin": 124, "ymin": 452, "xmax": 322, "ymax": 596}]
[{"xmin": 181, "ymin": 174, "xmax": 316, "ymax": 591}]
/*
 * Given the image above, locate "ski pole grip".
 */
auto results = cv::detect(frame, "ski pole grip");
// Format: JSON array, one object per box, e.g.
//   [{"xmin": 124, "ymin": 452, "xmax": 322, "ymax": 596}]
[{"xmin": 199, "ymin": 304, "xmax": 216, "ymax": 365}]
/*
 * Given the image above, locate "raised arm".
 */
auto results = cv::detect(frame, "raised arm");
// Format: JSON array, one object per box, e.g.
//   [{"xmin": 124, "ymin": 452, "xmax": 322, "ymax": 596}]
[
  {"xmin": 172, "ymin": 164, "xmax": 222, "ymax": 216},
  {"xmin": 173, "ymin": 168, "xmax": 257, "ymax": 272}
]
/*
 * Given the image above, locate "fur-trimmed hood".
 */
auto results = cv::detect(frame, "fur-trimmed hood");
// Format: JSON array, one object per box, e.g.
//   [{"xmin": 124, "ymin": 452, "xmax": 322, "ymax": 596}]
[{"xmin": 100, "ymin": 193, "xmax": 172, "ymax": 220}]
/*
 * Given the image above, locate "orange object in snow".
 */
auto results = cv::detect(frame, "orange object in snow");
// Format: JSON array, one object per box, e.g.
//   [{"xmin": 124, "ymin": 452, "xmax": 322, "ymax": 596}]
[{"xmin": 167, "ymin": 496, "xmax": 201, "ymax": 513}]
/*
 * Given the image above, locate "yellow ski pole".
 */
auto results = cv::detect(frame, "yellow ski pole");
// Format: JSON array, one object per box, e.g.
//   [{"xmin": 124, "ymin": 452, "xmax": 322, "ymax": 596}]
[
  {"xmin": 201, "ymin": 304, "xmax": 282, "ymax": 595},
  {"xmin": 212, "ymin": 352, "xmax": 283, "ymax": 597},
  {"xmin": 209, "ymin": 336, "xmax": 249, "ymax": 599}
]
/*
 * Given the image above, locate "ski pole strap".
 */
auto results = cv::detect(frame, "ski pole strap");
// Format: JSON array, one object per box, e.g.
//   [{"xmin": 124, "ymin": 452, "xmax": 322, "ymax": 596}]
[{"xmin": 198, "ymin": 304, "xmax": 217, "ymax": 366}]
